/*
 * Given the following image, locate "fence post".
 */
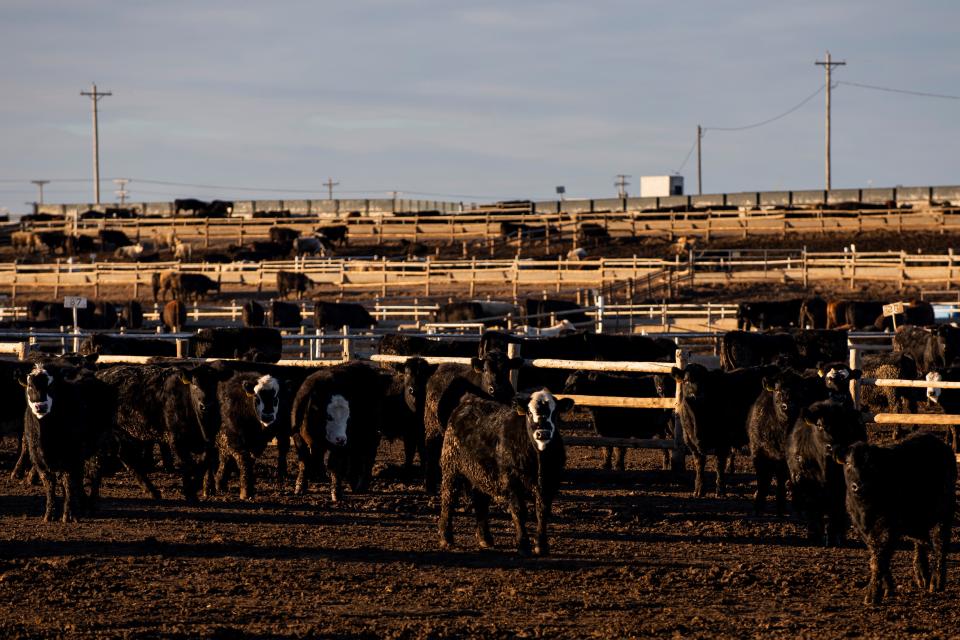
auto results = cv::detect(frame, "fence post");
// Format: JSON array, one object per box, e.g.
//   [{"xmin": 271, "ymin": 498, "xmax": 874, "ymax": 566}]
[
  {"xmin": 595, "ymin": 294, "xmax": 604, "ymax": 333},
  {"xmin": 424, "ymin": 259, "xmax": 431, "ymax": 296},
  {"xmin": 849, "ymin": 346, "xmax": 862, "ymax": 409},
  {"xmin": 469, "ymin": 257, "xmax": 476, "ymax": 298},
  {"xmin": 341, "ymin": 325, "xmax": 353, "ymax": 361},
  {"xmin": 899, "ymin": 250, "xmax": 906, "ymax": 291},
  {"xmin": 802, "ymin": 246, "xmax": 808, "ymax": 288},
  {"xmin": 507, "ymin": 342, "xmax": 521, "ymax": 391},
  {"xmin": 671, "ymin": 348, "xmax": 687, "ymax": 473}
]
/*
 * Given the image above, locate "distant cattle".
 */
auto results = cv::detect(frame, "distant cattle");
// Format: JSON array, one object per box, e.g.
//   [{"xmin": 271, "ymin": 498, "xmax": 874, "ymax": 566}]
[
  {"xmin": 859, "ymin": 352, "xmax": 922, "ymax": 438},
  {"xmin": 799, "ymin": 296, "xmax": 828, "ymax": 329},
  {"xmin": 174, "ymin": 198, "xmax": 233, "ymax": 217},
  {"xmin": 271, "ymin": 301, "xmax": 302, "ymax": 327},
  {"xmin": 435, "ymin": 301, "xmax": 518, "ymax": 326},
  {"xmin": 789, "ymin": 329, "xmax": 849, "ymax": 369},
  {"xmin": 276, "ymin": 271, "xmax": 314, "ymax": 300},
  {"xmin": 25, "ymin": 300, "xmax": 119, "ymax": 330},
  {"xmin": 524, "ymin": 298, "xmax": 589, "ymax": 328},
  {"xmin": 719, "ymin": 331, "xmax": 798, "ymax": 370},
  {"xmin": 893, "ymin": 324, "xmax": 960, "ymax": 374},
  {"xmin": 499, "ymin": 222, "xmax": 556, "ymax": 240},
  {"xmin": 11, "ymin": 231, "xmax": 39, "ymax": 253},
  {"xmin": 242, "ymin": 300, "xmax": 265, "ymax": 327},
  {"xmin": 98, "ymin": 229, "xmax": 133, "ymax": 251},
  {"xmin": 79, "ymin": 334, "xmax": 177, "ymax": 358},
  {"xmin": 577, "ymin": 223, "xmax": 610, "ymax": 246},
  {"xmin": 843, "ymin": 434, "xmax": 956, "ymax": 605},
  {"xmin": 439, "ymin": 390, "xmax": 571, "ymax": 556},
  {"xmin": 190, "ymin": 328, "xmax": 283, "ymax": 363},
  {"xmin": 114, "ymin": 241, "xmax": 159, "ymax": 261},
  {"xmin": 314, "ymin": 301, "xmax": 376, "ymax": 329},
  {"xmin": 173, "ymin": 239, "xmax": 193, "ymax": 262},
  {"xmin": 873, "ymin": 300, "xmax": 935, "ymax": 331},
  {"xmin": 378, "ymin": 334, "xmax": 478, "ymax": 358},
  {"xmin": 65, "ymin": 234, "xmax": 96, "ymax": 256},
  {"xmin": 381, "ymin": 357, "xmax": 436, "ymax": 477},
  {"xmin": 269, "ymin": 226, "xmax": 300, "ymax": 246},
  {"xmin": 162, "ymin": 300, "xmax": 187, "ymax": 333},
  {"xmin": 672, "ymin": 363, "xmax": 778, "ymax": 497},
  {"xmin": 736, "ymin": 299, "xmax": 804, "ymax": 331},
  {"xmin": 316, "ymin": 224, "xmax": 348, "ymax": 246},
  {"xmin": 826, "ymin": 300, "xmax": 884, "ymax": 330},
  {"xmin": 158, "ymin": 272, "xmax": 219, "ymax": 301},
  {"xmin": 119, "ymin": 300, "xmax": 144, "ymax": 329},
  {"xmin": 293, "ymin": 235, "xmax": 332, "ymax": 257}
]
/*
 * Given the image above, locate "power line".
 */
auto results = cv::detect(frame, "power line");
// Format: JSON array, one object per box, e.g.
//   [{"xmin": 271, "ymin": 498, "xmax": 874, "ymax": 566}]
[
  {"xmin": 704, "ymin": 84, "xmax": 826, "ymax": 132},
  {"xmin": 837, "ymin": 80, "xmax": 960, "ymax": 100},
  {"xmin": 675, "ymin": 135, "xmax": 698, "ymax": 173}
]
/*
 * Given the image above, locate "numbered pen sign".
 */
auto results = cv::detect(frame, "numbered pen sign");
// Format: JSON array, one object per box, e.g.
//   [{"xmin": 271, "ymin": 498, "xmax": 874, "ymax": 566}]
[
  {"xmin": 882, "ymin": 302, "xmax": 905, "ymax": 317},
  {"xmin": 64, "ymin": 296, "xmax": 88, "ymax": 309}
]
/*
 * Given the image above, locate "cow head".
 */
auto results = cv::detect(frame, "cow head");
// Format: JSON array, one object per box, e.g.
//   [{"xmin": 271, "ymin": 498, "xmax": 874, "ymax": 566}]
[
  {"xmin": 926, "ymin": 370, "xmax": 943, "ymax": 403},
  {"xmin": 23, "ymin": 364, "xmax": 54, "ymax": 419},
  {"xmin": 402, "ymin": 357, "xmax": 435, "ymax": 415},
  {"xmin": 841, "ymin": 441, "xmax": 879, "ymax": 501},
  {"xmin": 514, "ymin": 389, "xmax": 573, "ymax": 452},
  {"xmin": 177, "ymin": 364, "xmax": 230, "ymax": 442},
  {"xmin": 762, "ymin": 371, "xmax": 807, "ymax": 425},
  {"xmin": 241, "ymin": 374, "xmax": 281, "ymax": 427},
  {"xmin": 799, "ymin": 399, "xmax": 866, "ymax": 463},
  {"xmin": 817, "ymin": 362, "xmax": 862, "ymax": 396},
  {"xmin": 470, "ymin": 350, "xmax": 523, "ymax": 402},
  {"xmin": 322, "ymin": 394, "xmax": 350, "ymax": 447},
  {"xmin": 671, "ymin": 364, "xmax": 711, "ymax": 406}
]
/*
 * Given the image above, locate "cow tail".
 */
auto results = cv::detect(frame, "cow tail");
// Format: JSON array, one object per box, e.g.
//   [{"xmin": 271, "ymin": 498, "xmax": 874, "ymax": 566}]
[{"xmin": 719, "ymin": 336, "xmax": 732, "ymax": 370}]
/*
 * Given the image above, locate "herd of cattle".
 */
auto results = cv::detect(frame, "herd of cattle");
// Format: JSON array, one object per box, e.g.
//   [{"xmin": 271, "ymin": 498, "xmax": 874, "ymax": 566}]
[{"xmin": 3, "ymin": 322, "xmax": 959, "ymax": 605}]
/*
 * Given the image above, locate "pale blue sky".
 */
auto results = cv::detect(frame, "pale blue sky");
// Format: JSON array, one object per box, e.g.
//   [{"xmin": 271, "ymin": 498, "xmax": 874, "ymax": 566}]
[{"xmin": 1, "ymin": 1, "xmax": 958, "ymax": 214}]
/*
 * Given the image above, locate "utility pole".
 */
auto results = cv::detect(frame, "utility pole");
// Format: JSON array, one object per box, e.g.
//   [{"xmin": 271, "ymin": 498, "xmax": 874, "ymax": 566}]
[
  {"xmin": 113, "ymin": 178, "xmax": 129, "ymax": 205},
  {"xmin": 815, "ymin": 51, "xmax": 845, "ymax": 191},
  {"xmin": 696, "ymin": 125, "xmax": 703, "ymax": 195},
  {"xmin": 614, "ymin": 174, "xmax": 631, "ymax": 199},
  {"xmin": 80, "ymin": 83, "xmax": 112, "ymax": 204},
  {"xmin": 31, "ymin": 180, "xmax": 50, "ymax": 205},
  {"xmin": 324, "ymin": 177, "xmax": 340, "ymax": 200}
]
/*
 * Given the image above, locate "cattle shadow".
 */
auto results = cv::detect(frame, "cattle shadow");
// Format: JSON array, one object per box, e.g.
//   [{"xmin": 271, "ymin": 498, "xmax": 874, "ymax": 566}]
[{"xmin": 1, "ymin": 538, "xmax": 640, "ymax": 571}]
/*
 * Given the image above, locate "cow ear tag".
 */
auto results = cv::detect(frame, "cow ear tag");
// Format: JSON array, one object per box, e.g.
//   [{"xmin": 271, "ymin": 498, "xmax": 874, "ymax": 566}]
[{"xmin": 179, "ymin": 374, "xmax": 190, "ymax": 385}]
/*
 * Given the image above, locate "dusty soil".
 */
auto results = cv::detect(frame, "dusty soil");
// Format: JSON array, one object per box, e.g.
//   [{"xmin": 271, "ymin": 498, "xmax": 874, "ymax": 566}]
[{"xmin": 2, "ymin": 431, "xmax": 959, "ymax": 639}]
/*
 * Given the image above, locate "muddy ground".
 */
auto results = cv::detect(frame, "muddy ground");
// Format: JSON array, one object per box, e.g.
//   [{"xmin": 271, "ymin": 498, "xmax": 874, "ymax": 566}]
[{"xmin": 2, "ymin": 430, "xmax": 959, "ymax": 639}]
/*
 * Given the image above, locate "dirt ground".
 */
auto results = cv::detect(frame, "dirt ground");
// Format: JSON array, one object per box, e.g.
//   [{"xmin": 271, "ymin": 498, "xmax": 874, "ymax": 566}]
[{"xmin": 2, "ymin": 430, "xmax": 959, "ymax": 639}]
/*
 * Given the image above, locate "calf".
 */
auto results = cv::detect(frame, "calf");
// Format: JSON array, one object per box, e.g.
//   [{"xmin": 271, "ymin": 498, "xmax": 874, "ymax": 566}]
[
  {"xmin": 843, "ymin": 434, "xmax": 956, "ymax": 605},
  {"xmin": 787, "ymin": 399, "xmax": 867, "ymax": 546},
  {"xmin": 439, "ymin": 390, "xmax": 572, "ymax": 556},
  {"xmin": 746, "ymin": 369, "xmax": 827, "ymax": 515},
  {"xmin": 672, "ymin": 364, "xmax": 777, "ymax": 497},
  {"xmin": 23, "ymin": 365, "xmax": 113, "ymax": 521},
  {"xmin": 276, "ymin": 270, "xmax": 314, "ymax": 300},
  {"xmin": 211, "ymin": 372, "xmax": 282, "ymax": 500},
  {"xmin": 422, "ymin": 351, "xmax": 523, "ymax": 493},
  {"xmin": 290, "ymin": 362, "xmax": 391, "ymax": 500},
  {"xmin": 381, "ymin": 357, "xmax": 436, "ymax": 477}
]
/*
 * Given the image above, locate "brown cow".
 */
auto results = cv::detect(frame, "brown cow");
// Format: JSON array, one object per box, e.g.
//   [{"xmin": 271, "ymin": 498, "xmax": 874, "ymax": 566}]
[
  {"xmin": 162, "ymin": 300, "xmax": 186, "ymax": 332},
  {"xmin": 825, "ymin": 300, "xmax": 850, "ymax": 330}
]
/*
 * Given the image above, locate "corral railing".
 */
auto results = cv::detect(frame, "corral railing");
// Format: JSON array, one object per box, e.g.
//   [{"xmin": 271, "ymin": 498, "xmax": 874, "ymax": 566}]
[{"xmin": 4, "ymin": 249, "xmax": 960, "ymax": 300}]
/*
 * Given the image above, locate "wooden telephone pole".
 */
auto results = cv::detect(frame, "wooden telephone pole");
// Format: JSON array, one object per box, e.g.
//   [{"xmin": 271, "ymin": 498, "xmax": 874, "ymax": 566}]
[
  {"xmin": 815, "ymin": 52, "xmax": 845, "ymax": 191},
  {"xmin": 80, "ymin": 83, "xmax": 112, "ymax": 204}
]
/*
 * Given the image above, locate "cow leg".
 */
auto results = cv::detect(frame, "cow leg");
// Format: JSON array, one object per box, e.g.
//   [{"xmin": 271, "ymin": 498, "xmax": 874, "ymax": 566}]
[
  {"xmin": 714, "ymin": 449, "xmax": 730, "ymax": 497},
  {"xmin": 614, "ymin": 447, "xmax": 626, "ymax": 472},
  {"xmin": 866, "ymin": 538, "xmax": 895, "ymax": 605},
  {"xmin": 773, "ymin": 465, "xmax": 788, "ymax": 518},
  {"xmin": 39, "ymin": 469, "xmax": 57, "ymax": 522},
  {"xmin": 401, "ymin": 431, "xmax": 419, "ymax": 476},
  {"xmin": 118, "ymin": 440, "xmax": 161, "ymax": 500},
  {"xmin": 201, "ymin": 446, "xmax": 218, "ymax": 498},
  {"xmin": 752, "ymin": 456, "xmax": 771, "ymax": 515},
  {"xmin": 424, "ymin": 437, "xmax": 443, "ymax": 495},
  {"xmin": 913, "ymin": 542, "xmax": 931, "ymax": 590},
  {"xmin": 931, "ymin": 522, "xmax": 951, "ymax": 592},
  {"xmin": 533, "ymin": 489, "xmax": 552, "ymax": 557},
  {"xmin": 437, "ymin": 468, "xmax": 457, "ymax": 550},
  {"xmin": 601, "ymin": 447, "xmax": 613, "ymax": 471},
  {"xmin": 506, "ymin": 482, "xmax": 532, "ymax": 556},
  {"xmin": 215, "ymin": 451, "xmax": 234, "ymax": 494},
  {"xmin": 294, "ymin": 460, "xmax": 310, "ymax": 495},
  {"xmin": 170, "ymin": 439, "xmax": 200, "ymax": 504},
  {"xmin": 157, "ymin": 442, "xmax": 176, "ymax": 472},
  {"xmin": 61, "ymin": 469, "xmax": 83, "ymax": 523},
  {"xmin": 235, "ymin": 452, "xmax": 255, "ymax": 501},
  {"xmin": 471, "ymin": 490, "xmax": 494, "ymax": 549},
  {"xmin": 692, "ymin": 453, "xmax": 706, "ymax": 498},
  {"xmin": 11, "ymin": 434, "xmax": 30, "ymax": 480}
]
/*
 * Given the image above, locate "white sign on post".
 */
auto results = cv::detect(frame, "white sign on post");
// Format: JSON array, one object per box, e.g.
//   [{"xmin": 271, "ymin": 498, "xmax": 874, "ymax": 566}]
[
  {"xmin": 882, "ymin": 302, "xmax": 905, "ymax": 317},
  {"xmin": 64, "ymin": 296, "xmax": 88, "ymax": 309}
]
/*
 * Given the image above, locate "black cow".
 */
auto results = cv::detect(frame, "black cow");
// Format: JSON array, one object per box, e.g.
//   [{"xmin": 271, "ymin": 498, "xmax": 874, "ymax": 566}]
[
  {"xmin": 833, "ymin": 300, "xmax": 884, "ymax": 330},
  {"xmin": 378, "ymin": 334, "xmax": 478, "ymax": 358},
  {"xmin": 736, "ymin": 299, "xmax": 804, "ymax": 331},
  {"xmin": 799, "ymin": 296, "xmax": 828, "ymax": 329},
  {"xmin": 0, "ymin": 360, "xmax": 35, "ymax": 480},
  {"xmin": 562, "ymin": 371, "xmax": 674, "ymax": 471},
  {"xmin": 746, "ymin": 369, "xmax": 828, "ymax": 515},
  {"xmin": 672, "ymin": 363, "xmax": 777, "ymax": 497},
  {"xmin": 874, "ymin": 301, "xmax": 936, "ymax": 331},
  {"xmin": 174, "ymin": 198, "xmax": 232, "ymax": 217},
  {"xmin": 788, "ymin": 329, "xmax": 848, "ymax": 369},
  {"xmin": 242, "ymin": 300, "xmax": 266, "ymax": 327},
  {"xmin": 190, "ymin": 328, "xmax": 283, "ymax": 363},
  {"xmin": 211, "ymin": 372, "xmax": 283, "ymax": 500},
  {"xmin": 290, "ymin": 362, "xmax": 392, "ymax": 500},
  {"xmin": 269, "ymin": 226, "xmax": 300, "ymax": 246},
  {"xmin": 271, "ymin": 300, "xmax": 302, "ymax": 327},
  {"xmin": 524, "ymin": 298, "xmax": 589, "ymax": 328},
  {"xmin": 893, "ymin": 324, "xmax": 960, "ymax": 375},
  {"xmin": 65, "ymin": 234, "xmax": 96, "ymax": 256},
  {"xmin": 177, "ymin": 273, "xmax": 221, "ymax": 301},
  {"xmin": 435, "ymin": 301, "xmax": 518, "ymax": 326},
  {"xmin": 35, "ymin": 231, "xmax": 68, "ymax": 254},
  {"xmin": 314, "ymin": 301, "xmax": 376, "ymax": 329},
  {"xmin": 843, "ymin": 434, "xmax": 956, "ymax": 605},
  {"xmin": 317, "ymin": 224, "xmax": 348, "ymax": 246},
  {"xmin": 719, "ymin": 331, "xmax": 799, "ymax": 370},
  {"xmin": 276, "ymin": 271, "xmax": 314, "ymax": 300},
  {"xmin": 577, "ymin": 223, "xmax": 610, "ymax": 247},
  {"xmin": 23, "ymin": 365, "xmax": 113, "ymax": 521},
  {"xmin": 119, "ymin": 300, "xmax": 143, "ymax": 329},
  {"xmin": 381, "ymin": 357, "xmax": 436, "ymax": 477},
  {"xmin": 439, "ymin": 390, "xmax": 571, "ymax": 556},
  {"xmin": 787, "ymin": 399, "xmax": 867, "ymax": 546},
  {"xmin": 98, "ymin": 229, "xmax": 133, "ymax": 250},
  {"xmin": 79, "ymin": 334, "xmax": 177, "ymax": 358},
  {"xmin": 422, "ymin": 352, "xmax": 523, "ymax": 493},
  {"xmin": 94, "ymin": 364, "xmax": 226, "ymax": 503}
]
